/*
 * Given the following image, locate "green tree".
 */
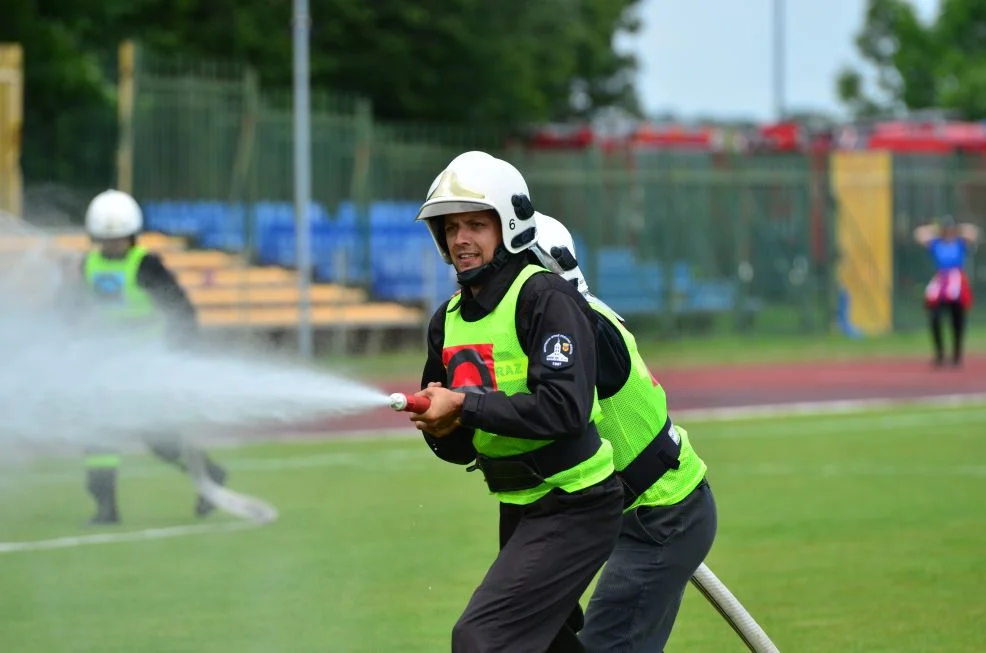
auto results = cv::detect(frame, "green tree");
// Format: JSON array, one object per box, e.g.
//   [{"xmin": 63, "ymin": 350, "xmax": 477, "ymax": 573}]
[
  {"xmin": 837, "ymin": 0, "xmax": 986, "ymax": 119},
  {"xmin": 1, "ymin": 0, "xmax": 642, "ymax": 188},
  {"xmin": 3, "ymin": 0, "xmax": 641, "ymax": 125}
]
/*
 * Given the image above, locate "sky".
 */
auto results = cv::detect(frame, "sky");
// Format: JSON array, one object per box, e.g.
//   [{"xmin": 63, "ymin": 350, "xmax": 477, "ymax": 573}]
[{"xmin": 621, "ymin": 0, "xmax": 940, "ymax": 122}]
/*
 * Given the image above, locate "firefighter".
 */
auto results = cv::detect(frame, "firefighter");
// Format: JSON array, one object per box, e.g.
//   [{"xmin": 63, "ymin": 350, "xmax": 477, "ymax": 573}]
[
  {"xmin": 533, "ymin": 212, "xmax": 717, "ymax": 652},
  {"xmin": 409, "ymin": 151, "xmax": 624, "ymax": 653},
  {"xmin": 74, "ymin": 189, "xmax": 227, "ymax": 525}
]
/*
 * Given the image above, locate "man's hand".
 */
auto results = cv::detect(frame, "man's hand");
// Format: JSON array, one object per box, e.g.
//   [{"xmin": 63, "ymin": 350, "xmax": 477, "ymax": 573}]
[{"xmin": 411, "ymin": 382, "xmax": 465, "ymax": 438}]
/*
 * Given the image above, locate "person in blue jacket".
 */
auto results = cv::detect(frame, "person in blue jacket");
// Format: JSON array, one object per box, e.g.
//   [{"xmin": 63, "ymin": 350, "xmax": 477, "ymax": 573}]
[{"xmin": 913, "ymin": 215, "xmax": 980, "ymax": 367}]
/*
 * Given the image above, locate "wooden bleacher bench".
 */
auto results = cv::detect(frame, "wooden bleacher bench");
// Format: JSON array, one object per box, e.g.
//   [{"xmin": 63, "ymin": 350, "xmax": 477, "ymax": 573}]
[
  {"xmin": 1, "ymin": 228, "xmax": 425, "ymax": 350},
  {"xmin": 51, "ymin": 232, "xmax": 186, "ymax": 253},
  {"xmin": 196, "ymin": 303, "xmax": 422, "ymax": 329},
  {"xmin": 175, "ymin": 266, "xmax": 299, "ymax": 288},
  {"xmin": 0, "ymin": 231, "xmax": 186, "ymax": 255},
  {"xmin": 195, "ymin": 302, "xmax": 425, "ymax": 354},
  {"xmin": 158, "ymin": 249, "xmax": 243, "ymax": 272},
  {"xmin": 0, "ymin": 236, "xmax": 53, "ymax": 254},
  {"xmin": 186, "ymin": 284, "xmax": 367, "ymax": 307}
]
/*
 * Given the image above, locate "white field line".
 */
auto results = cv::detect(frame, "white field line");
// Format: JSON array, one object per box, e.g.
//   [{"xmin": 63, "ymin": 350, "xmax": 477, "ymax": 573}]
[
  {"xmin": 0, "ymin": 520, "xmax": 262, "ymax": 555},
  {"xmin": 712, "ymin": 462, "xmax": 986, "ymax": 478},
  {"xmin": 671, "ymin": 392, "xmax": 986, "ymax": 423}
]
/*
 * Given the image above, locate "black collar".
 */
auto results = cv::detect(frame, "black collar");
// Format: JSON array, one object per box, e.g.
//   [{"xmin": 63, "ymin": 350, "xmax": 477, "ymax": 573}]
[{"xmin": 456, "ymin": 251, "xmax": 539, "ymax": 321}]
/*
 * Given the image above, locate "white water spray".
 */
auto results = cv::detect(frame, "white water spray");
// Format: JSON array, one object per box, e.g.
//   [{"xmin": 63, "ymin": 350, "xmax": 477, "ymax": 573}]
[
  {"xmin": 0, "ymin": 216, "xmax": 401, "ymax": 460},
  {"xmin": 0, "ymin": 317, "xmax": 393, "ymax": 447}
]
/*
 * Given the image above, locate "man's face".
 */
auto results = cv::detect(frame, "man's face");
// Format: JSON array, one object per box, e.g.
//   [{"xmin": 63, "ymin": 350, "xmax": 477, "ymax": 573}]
[
  {"xmin": 98, "ymin": 237, "xmax": 131, "ymax": 258},
  {"xmin": 443, "ymin": 210, "xmax": 501, "ymax": 273}
]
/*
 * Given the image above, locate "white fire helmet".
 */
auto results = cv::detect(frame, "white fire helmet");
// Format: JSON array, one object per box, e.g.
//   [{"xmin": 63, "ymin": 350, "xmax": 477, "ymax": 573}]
[
  {"xmin": 533, "ymin": 211, "xmax": 624, "ymax": 322},
  {"xmin": 415, "ymin": 151, "xmax": 538, "ymax": 263},
  {"xmin": 532, "ymin": 212, "xmax": 589, "ymax": 294},
  {"xmin": 85, "ymin": 189, "xmax": 143, "ymax": 240}
]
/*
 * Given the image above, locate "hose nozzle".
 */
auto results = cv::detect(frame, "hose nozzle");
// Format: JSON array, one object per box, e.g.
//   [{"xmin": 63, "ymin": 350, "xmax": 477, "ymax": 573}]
[{"xmin": 389, "ymin": 392, "xmax": 431, "ymax": 414}]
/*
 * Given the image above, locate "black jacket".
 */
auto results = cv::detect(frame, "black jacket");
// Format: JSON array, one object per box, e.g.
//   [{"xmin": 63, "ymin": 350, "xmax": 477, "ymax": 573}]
[
  {"xmin": 133, "ymin": 253, "xmax": 197, "ymax": 332},
  {"xmin": 421, "ymin": 251, "xmax": 627, "ymax": 465}
]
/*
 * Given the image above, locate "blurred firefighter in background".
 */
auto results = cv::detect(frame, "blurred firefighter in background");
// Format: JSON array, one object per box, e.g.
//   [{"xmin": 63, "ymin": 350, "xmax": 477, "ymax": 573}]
[{"xmin": 69, "ymin": 189, "xmax": 227, "ymax": 525}]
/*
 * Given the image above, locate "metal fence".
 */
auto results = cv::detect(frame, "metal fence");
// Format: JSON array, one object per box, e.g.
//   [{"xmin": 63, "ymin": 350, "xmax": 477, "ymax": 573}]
[
  {"xmin": 516, "ymin": 148, "xmax": 835, "ymax": 335},
  {"xmin": 15, "ymin": 43, "xmax": 986, "ymax": 340}
]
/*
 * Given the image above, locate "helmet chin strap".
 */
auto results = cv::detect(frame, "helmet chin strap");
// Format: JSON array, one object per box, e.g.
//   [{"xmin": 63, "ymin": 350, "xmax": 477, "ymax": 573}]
[{"xmin": 456, "ymin": 244, "xmax": 513, "ymax": 288}]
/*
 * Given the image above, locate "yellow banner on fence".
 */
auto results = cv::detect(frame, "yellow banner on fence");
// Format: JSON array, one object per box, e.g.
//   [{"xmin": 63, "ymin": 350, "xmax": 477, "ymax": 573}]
[
  {"xmin": 0, "ymin": 43, "xmax": 23, "ymax": 218},
  {"xmin": 831, "ymin": 151, "xmax": 893, "ymax": 336}
]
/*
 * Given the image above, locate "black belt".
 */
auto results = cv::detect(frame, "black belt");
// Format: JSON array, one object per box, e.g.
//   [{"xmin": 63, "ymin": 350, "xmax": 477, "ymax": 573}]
[
  {"xmin": 617, "ymin": 417, "xmax": 682, "ymax": 509},
  {"xmin": 466, "ymin": 425, "xmax": 602, "ymax": 493}
]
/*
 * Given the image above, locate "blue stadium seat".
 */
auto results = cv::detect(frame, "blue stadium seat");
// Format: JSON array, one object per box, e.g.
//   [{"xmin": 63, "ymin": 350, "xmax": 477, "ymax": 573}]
[
  {"xmin": 576, "ymin": 243, "xmax": 739, "ymax": 316},
  {"xmin": 312, "ymin": 222, "xmax": 365, "ymax": 283},
  {"xmin": 197, "ymin": 203, "xmax": 247, "ymax": 251},
  {"xmin": 143, "ymin": 200, "xmax": 201, "ymax": 236},
  {"xmin": 141, "ymin": 199, "xmax": 745, "ymax": 316},
  {"xmin": 369, "ymin": 224, "xmax": 456, "ymax": 306}
]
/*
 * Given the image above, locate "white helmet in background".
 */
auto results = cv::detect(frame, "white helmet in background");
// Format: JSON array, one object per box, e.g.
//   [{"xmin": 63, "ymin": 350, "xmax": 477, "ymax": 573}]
[
  {"xmin": 85, "ymin": 189, "xmax": 143, "ymax": 240},
  {"xmin": 416, "ymin": 150, "xmax": 538, "ymax": 263},
  {"xmin": 533, "ymin": 212, "xmax": 589, "ymax": 294},
  {"xmin": 533, "ymin": 212, "xmax": 624, "ymax": 322}
]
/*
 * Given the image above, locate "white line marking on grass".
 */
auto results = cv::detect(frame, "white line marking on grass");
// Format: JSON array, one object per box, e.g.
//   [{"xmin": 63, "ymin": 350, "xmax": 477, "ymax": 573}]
[
  {"xmin": 712, "ymin": 462, "xmax": 986, "ymax": 478},
  {"xmin": 0, "ymin": 450, "xmax": 429, "ymax": 554},
  {"xmin": 673, "ymin": 392, "xmax": 986, "ymax": 423},
  {"xmin": 691, "ymin": 406, "xmax": 986, "ymax": 439},
  {"xmin": 0, "ymin": 520, "xmax": 261, "ymax": 555}
]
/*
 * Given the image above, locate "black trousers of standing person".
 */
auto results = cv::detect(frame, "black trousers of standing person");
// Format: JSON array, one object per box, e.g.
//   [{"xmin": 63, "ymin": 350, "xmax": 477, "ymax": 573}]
[
  {"xmin": 930, "ymin": 301, "xmax": 967, "ymax": 366},
  {"xmin": 451, "ymin": 474, "xmax": 625, "ymax": 653}
]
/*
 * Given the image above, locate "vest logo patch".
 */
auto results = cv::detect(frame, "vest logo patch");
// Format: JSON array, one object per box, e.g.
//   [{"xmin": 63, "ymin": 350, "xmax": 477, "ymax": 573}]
[
  {"xmin": 443, "ymin": 343, "xmax": 497, "ymax": 393},
  {"xmin": 542, "ymin": 334, "xmax": 574, "ymax": 370},
  {"xmin": 91, "ymin": 272, "xmax": 126, "ymax": 301}
]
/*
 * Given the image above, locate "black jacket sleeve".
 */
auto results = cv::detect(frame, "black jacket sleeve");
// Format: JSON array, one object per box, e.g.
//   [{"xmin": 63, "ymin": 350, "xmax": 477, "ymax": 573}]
[
  {"xmin": 593, "ymin": 311, "xmax": 632, "ymax": 400},
  {"xmin": 136, "ymin": 254, "xmax": 198, "ymax": 345},
  {"xmin": 419, "ymin": 298, "xmax": 478, "ymax": 465},
  {"xmin": 460, "ymin": 273, "xmax": 599, "ymax": 440}
]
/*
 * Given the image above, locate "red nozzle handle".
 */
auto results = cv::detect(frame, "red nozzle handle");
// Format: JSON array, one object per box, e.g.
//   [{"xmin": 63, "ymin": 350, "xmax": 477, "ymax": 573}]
[
  {"xmin": 404, "ymin": 394, "xmax": 431, "ymax": 414},
  {"xmin": 389, "ymin": 392, "xmax": 431, "ymax": 414}
]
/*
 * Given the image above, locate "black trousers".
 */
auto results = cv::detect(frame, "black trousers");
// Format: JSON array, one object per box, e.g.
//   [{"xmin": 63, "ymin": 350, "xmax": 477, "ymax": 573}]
[
  {"xmin": 84, "ymin": 437, "xmax": 225, "ymax": 518},
  {"xmin": 929, "ymin": 301, "xmax": 967, "ymax": 364},
  {"xmin": 451, "ymin": 474, "xmax": 625, "ymax": 653}
]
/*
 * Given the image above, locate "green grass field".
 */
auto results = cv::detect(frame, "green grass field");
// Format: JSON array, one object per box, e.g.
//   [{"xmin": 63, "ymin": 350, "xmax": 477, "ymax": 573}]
[{"xmin": 2, "ymin": 402, "xmax": 985, "ymax": 652}]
